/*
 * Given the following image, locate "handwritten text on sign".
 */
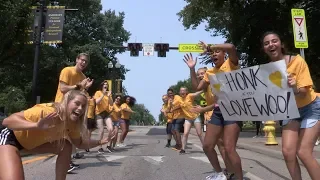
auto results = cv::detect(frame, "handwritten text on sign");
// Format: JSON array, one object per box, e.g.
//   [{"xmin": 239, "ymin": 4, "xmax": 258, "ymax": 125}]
[{"xmin": 208, "ymin": 60, "xmax": 300, "ymax": 121}]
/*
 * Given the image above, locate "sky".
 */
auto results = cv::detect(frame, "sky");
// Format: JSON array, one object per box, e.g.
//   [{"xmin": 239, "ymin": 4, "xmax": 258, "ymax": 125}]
[{"xmin": 101, "ymin": 0, "xmax": 225, "ymax": 121}]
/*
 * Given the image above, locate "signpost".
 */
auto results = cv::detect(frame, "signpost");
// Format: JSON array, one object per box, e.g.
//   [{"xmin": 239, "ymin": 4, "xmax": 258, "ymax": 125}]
[
  {"xmin": 142, "ymin": 43, "xmax": 154, "ymax": 56},
  {"xmin": 291, "ymin": 9, "xmax": 308, "ymax": 59}
]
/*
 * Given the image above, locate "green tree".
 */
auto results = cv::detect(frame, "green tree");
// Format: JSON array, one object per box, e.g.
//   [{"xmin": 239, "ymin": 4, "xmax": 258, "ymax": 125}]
[
  {"xmin": 177, "ymin": 0, "xmax": 320, "ymax": 90},
  {"xmin": 130, "ymin": 104, "xmax": 156, "ymax": 125},
  {"xmin": 0, "ymin": 0, "xmax": 131, "ymax": 113}
]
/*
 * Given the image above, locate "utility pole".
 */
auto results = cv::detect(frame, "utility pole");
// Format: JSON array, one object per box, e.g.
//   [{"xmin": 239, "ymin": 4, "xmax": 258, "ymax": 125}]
[{"xmin": 31, "ymin": 0, "xmax": 45, "ymax": 106}]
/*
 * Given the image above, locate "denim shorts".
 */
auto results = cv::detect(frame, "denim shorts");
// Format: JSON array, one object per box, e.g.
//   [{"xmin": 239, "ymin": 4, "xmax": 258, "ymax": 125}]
[
  {"xmin": 209, "ymin": 107, "xmax": 242, "ymax": 128},
  {"xmin": 172, "ymin": 118, "xmax": 185, "ymax": 131},
  {"xmin": 185, "ymin": 117, "xmax": 201, "ymax": 124},
  {"xmin": 113, "ymin": 121, "xmax": 120, "ymax": 127},
  {"xmin": 283, "ymin": 97, "xmax": 320, "ymax": 128}
]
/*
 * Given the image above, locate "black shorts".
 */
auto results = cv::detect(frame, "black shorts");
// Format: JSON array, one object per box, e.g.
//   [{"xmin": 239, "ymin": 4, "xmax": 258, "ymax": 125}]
[
  {"xmin": 0, "ymin": 125, "xmax": 24, "ymax": 150},
  {"xmin": 87, "ymin": 118, "xmax": 97, "ymax": 130},
  {"xmin": 166, "ymin": 123, "xmax": 173, "ymax": 135}
]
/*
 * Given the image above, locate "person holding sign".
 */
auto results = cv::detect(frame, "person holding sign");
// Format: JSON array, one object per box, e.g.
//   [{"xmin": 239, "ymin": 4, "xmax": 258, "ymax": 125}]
[
  {"xmin": 262, "ymin": 32, "xmax": 320, "ymax": 180},
  {"xmin": 0, "ymin": 90, "xmax": 111, "ymax": 180},
  {"xmin": 184, "ymin": 42, "xmax": 243, "ymax": 180},
  {"xmin": 176, "ymin": 87, "xmax": 204, "ymax": 155}
]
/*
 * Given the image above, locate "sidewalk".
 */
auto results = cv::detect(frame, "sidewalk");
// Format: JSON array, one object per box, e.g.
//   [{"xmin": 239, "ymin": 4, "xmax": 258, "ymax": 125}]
[{"xmin": 189, "ymin": 128, "xmax": 320, "ymax": 162}]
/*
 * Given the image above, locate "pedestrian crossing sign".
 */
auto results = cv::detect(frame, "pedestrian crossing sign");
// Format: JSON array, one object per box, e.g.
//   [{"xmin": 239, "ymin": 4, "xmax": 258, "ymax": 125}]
[{"xmin": 291, "ymin": 9, "xmax": 308, "ymax": 48}]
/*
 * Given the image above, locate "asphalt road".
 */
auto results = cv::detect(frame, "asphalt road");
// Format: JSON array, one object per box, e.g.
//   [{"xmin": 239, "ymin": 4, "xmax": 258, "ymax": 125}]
[{"xmin": 22, "ymin": 126, "xmax": 312, "ymax": 180}]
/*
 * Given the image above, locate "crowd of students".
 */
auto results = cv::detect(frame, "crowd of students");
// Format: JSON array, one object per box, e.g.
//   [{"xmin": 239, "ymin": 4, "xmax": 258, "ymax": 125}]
[
  {"xmin": 160, "ymin": 32, "xmax": 320, "ymax": 180},
  {"xmin": 0, "ymin": 54, "xmax": 136, "ymax": 180}
]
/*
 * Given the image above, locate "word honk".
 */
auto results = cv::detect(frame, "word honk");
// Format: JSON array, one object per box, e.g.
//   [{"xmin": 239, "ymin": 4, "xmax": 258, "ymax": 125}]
[{"xmin": 269, "ymin": 71, "xmax": 283, "ymax": 88}]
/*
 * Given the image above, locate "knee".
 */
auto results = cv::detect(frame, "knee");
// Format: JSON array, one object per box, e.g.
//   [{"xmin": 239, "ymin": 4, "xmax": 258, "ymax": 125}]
[
  {"xmin": 297, "ymin": 148, "xmax": 312, "ymax": 161},
  {"xmin": 224, "ymin": 143, "xmax": 236, "ymax": 154},
  {"xmin": 203, "ymin": 142, "xmax": 213, "ymax": 153},
  {"xmin": 282, "ymin": 146, "xmax": 297, "ymax": 161}
]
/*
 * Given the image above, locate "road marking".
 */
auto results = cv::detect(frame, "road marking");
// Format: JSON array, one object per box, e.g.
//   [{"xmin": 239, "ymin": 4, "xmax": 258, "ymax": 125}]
[
  {"xmin": 143, "ymin": 156, "xmax": 164, "ymax": 165},
  {"xmin": 22, "ymin": 154, "xmax": 55, "ymax": 165},
  {"xmin": 190, "ymin": 141, "xmax": 263, "ymax": 180},
  {"xmin": 104, "ymin": 155, "xmax": 127, "ymax": 162}
]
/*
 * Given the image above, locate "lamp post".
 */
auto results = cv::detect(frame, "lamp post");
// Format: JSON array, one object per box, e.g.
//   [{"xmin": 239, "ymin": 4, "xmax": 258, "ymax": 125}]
[{"xmin": 107, "ymin": 59, "xmax": 122, "ymax": 96}]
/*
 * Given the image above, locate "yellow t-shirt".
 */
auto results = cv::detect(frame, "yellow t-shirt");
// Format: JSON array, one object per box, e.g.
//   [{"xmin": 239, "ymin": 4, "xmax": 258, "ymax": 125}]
[
  {"xmin": 120, "ymin": 103, "xmax": 132, "ymax": 120},
  {"xmin": 94, "ymin": 91, "xmax": 111, "ymax": 115},
  {"xmin": 14, "ymin": 103, "xmax": 80, "ymax": 150},
  {"xmin": 287, "ymin": 55, "xmax": 316, "ymax": 108},
  {"xmin": 110, "ymin": 104, "xmax": 121, "ymax": 121},
  {"xmin": 87, "ymin": 98, "xmax": 95, "ymax": 119},
  {"xmin": 203, "ymin": 58, "xmax": 239, "ymax": 83},
  {"xmin": 171, "ymin": 95, "xmax": 185, "ymax": 119},
  {"xmin": 162, "ymin": 104, "xmax": 173, "ymax": 123},
  {"xmin": 180, "ymin": 94, "xmax": 199, "ymax": 120},
  {"xmin": 55, "ymin": 66, "xmax": 86, "ymax": 103}
]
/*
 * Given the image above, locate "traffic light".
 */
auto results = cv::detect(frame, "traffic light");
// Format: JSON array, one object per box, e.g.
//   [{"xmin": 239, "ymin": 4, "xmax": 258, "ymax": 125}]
[
  {"xmin": 154, "ymin": 43, "xmax": 169, "ymax": 57},
  {"xmin": 127, "ymin": 43, "xmax": 142, "ymax": 57}
]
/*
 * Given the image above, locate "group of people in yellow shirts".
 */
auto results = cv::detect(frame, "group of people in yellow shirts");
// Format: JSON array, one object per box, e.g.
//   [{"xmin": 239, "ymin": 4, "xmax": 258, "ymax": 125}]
[
  {"xmin": 160, "ymin": 32, "xmax": 320, "ymax": 180},
  {"xmin": 0, "ymin": 53, "xmax": 135, "ymax": 180},
  {"xmin": 0, "ymin": 31, "xmax": 320, "ymax": 180}
]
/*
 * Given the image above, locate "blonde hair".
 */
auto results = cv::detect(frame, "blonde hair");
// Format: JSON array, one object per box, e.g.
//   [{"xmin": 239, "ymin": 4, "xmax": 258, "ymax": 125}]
[
  {"xmin": 77, "ymin": 53, "xmax": 90, "ymax": 62},
  {"xmin": 55, "ymin": 90, "xmax": 89, "ymax": 149}
]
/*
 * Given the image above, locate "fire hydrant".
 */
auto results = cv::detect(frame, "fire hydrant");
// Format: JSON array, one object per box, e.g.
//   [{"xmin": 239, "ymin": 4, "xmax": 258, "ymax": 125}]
[{"xmin": 263, "ymin": 120, "xmax": 278, "ymax": 145}]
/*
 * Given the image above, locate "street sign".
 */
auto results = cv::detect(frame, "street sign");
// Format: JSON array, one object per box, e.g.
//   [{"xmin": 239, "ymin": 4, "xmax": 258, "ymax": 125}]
[
  {"xmin": 291, "ymin": 9, "xmax": 308, "ymax": 48},
  {"xmin": 44, "ymin": 6, "xmax": 65, "ymax": 44},
  {"xmin": 142, "ymin": 43, "xmax": 154, "ymax": 56},
  {"xmin": 178, "ymin": 44, "xmax": 203, "ymax": 53}
]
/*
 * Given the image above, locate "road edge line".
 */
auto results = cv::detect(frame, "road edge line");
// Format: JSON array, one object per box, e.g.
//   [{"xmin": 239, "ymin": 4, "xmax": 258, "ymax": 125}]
[{"xmin": 22, "ymin": 154, "xmax": 55, "ymax": 165}]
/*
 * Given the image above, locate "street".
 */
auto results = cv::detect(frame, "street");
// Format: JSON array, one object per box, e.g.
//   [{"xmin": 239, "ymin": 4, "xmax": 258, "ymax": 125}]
[{"xmin": 22, "ymin": 126, "xmax": 313, "ymax": 180}]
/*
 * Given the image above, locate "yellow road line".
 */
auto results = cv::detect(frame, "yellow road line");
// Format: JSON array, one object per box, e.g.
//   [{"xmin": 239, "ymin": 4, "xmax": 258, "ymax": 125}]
[{"xmin": 22, "ymin": 154, "xmax": 55, "ymax": 165}]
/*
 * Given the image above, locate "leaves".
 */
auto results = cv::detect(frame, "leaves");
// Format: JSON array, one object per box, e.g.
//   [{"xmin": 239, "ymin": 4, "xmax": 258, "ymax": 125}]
[
  {"xmin": 177, "ymin": 0, "xmax": 320, "ymax": 91},
  {"xmin": 0, "ymin": 0, "xmax": 131, "ymax": 113}
]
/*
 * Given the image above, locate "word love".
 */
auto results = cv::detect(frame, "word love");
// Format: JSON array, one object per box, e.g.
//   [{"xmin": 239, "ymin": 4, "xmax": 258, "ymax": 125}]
[{"xmin": 220, "ymin": 92, "xmax": 291, "ymax": 119}]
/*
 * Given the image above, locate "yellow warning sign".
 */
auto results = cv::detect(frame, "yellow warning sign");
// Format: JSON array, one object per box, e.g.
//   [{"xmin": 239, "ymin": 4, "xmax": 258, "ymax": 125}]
[
  {"xmin": 291, "ymin": 9, "xmax": 308, "ymax": 48},
  {"xmin": 178, "ymin": 44, "xmax": 203, "ymax": 53}
]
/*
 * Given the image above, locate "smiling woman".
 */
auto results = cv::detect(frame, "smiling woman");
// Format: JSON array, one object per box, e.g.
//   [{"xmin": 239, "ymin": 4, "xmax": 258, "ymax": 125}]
[{"xmin": 0, "ymin": 90, "xmax": 111, "ymax": 180}]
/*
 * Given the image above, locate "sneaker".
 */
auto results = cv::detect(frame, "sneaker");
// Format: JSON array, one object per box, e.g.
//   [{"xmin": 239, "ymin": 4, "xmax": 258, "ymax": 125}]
[
  {"xmin": 165, "ymin": 143, "xmax": 170, "ymax": 148},
  {"xmin": 70, "ymin": 162, "xmax": 80, "ymax": 169},
  {"xmin": 98, "ymin": 148, "xmax": 105, "ymax": 153},
  {"xmin": 223, "ymin": 169, "xmax": 235, "ymax": 180},
  {"xmin": 316, "ymin": 139, "xmax": 320, "ymax": 146},
  {"xmin": 179, "ymin": 149, "xmax": 186, "ymax": 155},
  {"xmin": 85, "ymin": 149, "xmax": 90, "ymax": 153},
  {"xmin": 106, "ymin": 146, "xmax": 112, "ymax": 153},
  {"xmin": 67, "ymin": 165, "xmax": 76, "ymax": 173},
  {"xmin": 72, "ymin": 153, "xmax": 84, "ymax": 159},
  {"xmin": 206, "ymin": 172, "xmax": 227, "ymax": 180}
]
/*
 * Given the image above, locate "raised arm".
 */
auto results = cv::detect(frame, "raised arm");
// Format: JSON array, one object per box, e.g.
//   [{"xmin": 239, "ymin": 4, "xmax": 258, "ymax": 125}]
[{"xmin": 183, "ymin": 53, "xmax": 209, "ymax": 91}]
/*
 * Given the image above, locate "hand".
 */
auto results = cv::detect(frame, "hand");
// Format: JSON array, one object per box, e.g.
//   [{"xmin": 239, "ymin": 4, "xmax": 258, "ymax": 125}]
[
  {"xmin": 37, "ymin": 110, "xmax": 59, "ymax": 129},
  {"xmin": 107, "ymin": 91, "xmax": 112, "ymax": 97},
  {"xmin": 85, "ymin": 78, "xmax": 94, "ymax": 89},
  {"xmin": 79, "ymin": 78, "xmax": 88, "ymax": 89},
  {"xmin": 183, "ymin": 53, "xmax": 197, "ymax": 69},
  {"xmin": 198, "ymin": 41, "xmax": 209, "ymax": 55},
  {"xmin": 190, "ymin": 105, "xmax": 203, "ymax": 113},
  {"xmin": 287, "ymin": 73, "xmax": 298, "ymax": 92},
  {"xmin": 168, "ymin": 99, "xmax": 173, "ymax": 104}
]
